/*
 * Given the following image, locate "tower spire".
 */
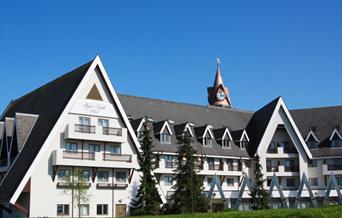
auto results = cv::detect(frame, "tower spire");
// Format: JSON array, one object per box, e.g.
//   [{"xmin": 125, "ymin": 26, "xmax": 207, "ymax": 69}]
[{"xmin": 207, "ymin": 58, "xmax": 232, "ymax": 108}]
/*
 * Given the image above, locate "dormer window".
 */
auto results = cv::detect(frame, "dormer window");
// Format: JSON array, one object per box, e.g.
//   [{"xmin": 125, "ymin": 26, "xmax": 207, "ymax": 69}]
[
  {"xmin": 160, "ymin": 132, "xmax": 171, "ymax": 144},
  {"xmin": 305, "ymin": 131, "xmax": 319, "ymax": 149},
  {"xmin": 240, "ymin": 141, "xmax": 248, "ymax": 150},
  {"xmin": 222, "ymin": 138, "xmax": 231, "ymax": 148},
  {"xmin": 203, "ymin": 137, "xmax": 213, "ymax": 147},
  {"xmin": 307, "ymin": 140, "xmax": 318, "ymax": 149},
  {"xmin": 330, "ymin": 129, "xmax": 342, "ymax": 148}
]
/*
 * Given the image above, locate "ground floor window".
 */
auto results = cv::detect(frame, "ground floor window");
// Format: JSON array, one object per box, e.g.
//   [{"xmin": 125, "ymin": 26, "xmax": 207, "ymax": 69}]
[
  {"xmin": 97, "ymin": 204, "xmax": 108, "ymax": 215},
  {"xmin": 57, "ymin": 204, "xmax": 69, "ymax": 216},
  {"xmin": 227, "ymin": 178, "xmax": 234, "ymax": 186},
  {"xmin": 79, "ymin": 204, "xmax": 89, "ymax": 216}
]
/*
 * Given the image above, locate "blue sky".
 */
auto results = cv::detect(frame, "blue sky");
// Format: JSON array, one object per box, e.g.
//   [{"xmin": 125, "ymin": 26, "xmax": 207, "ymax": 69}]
[{"xmin": 0, "ymin": 0, "xmax": 341, "ymax": 112}]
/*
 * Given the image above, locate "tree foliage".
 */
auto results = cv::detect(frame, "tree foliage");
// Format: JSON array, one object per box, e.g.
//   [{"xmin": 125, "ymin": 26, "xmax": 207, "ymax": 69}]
[
  {"xmin": 130, "ymin": 121, "xmax": 160, "ymax": 215},
  {"xmin": 169, "ymin": 130, "xmax": 208, "ymax": 213},
  {"xmin": 250, "ymin": 155, "xmax": 269, "ymax": 210},
  {"xmin": 63, "ymin": 167, "xmax": 90, "ymax": 218}
]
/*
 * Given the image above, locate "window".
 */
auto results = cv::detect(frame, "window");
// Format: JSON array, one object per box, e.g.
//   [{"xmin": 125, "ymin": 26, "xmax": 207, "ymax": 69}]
[
  {"xmin": 207, "ymin": 177, "xmax": 213, "ymax": 185},
  {"xmin": 267, "ymin": 179, "xmax": 272, "ymax": 186},
  {"xmin": 97, "ymin": 171, "xmax": 108, "ymax": 182},
  {"xmin": 307, "ymin": 140, "xmax": 318, "ymax": 149},
  {"xmin": 57, "ymin": 204, "xmax": 69, "ymax": 216},
  {"xmin": 58, "ymin": 169, "xmax": 70, "ymax": 181},
  {"xmin": 267, "ymin": 141, "xmax": 277, "ymax": 153},
  {"xmin": 160, "ymin": 133, "xmax": 171, "ymax": 144},
  {"xmin": 222, "ymin": 139, "xmax": 231, "ymax": 148},
  {"xmin": 79, "ymin": 204, "xmax": 89, "ymax": 216},
  {"xmin": 227, "ymin": 178, "xmax": 234, "ymax": 186},
  {"xmin": 137, "ymin": 131, "xmax": 144, "ymax": 141},
  {"xmin": 308, "ymin": 160, "xmax": 318, "ymax": 168},
  {"xmin": 115, "ymin": 171, "xmax": 127, "ymax": 183},
  {"xmin": 336, "ymin": 176, "xmax": 342, "ymax": 186},
  {"xmin": 110, "ymin": 145, "xmax": 121, "ymax": 154},
  {"xmin": 97, "ymin": 204, "xmax": 108, "ymax": 215},
  {"xmin": 165, "ymin": 176, "xmax": 173, "ymax": 186},
  {"xmin": 240, "ymin": 141, "xmax": 248, "ymax": 149},
  {"xmin": 88, "ymin": 144, "xmax": 100, "ymax": 153},
  {"xmin": 309, "ymin": 178, "xmax": 318, "ymax": 186},
  {"xmin": 81, "ymin": 170, "xmax": 90, "ymax": 182},
  {"xmin": 98, "ymin": 118, "xmax": 109, "ymax": 127},
  {"xmin": 65, "ymin": 143, "xmax": 78, "ymax": 152},
  {"xmin": 286, "ymin": 178, "xmax": 295, "ymax": 187},
  {"xmin": 331, "ymin": 139, "xmax": 342, "ymax": 148},
  {"xmin": 203, "ymin": 137, "xmax": 213, "ymax": 147},
  {"xmin": 79, "ymin": 117, "xmax": 91, "ymax": 125}
]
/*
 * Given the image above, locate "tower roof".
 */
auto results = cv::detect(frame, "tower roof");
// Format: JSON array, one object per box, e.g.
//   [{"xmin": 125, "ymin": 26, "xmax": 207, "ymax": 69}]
[{"xmin": 213, "ymin": 58, "xmax": 224, "ymax": 88}]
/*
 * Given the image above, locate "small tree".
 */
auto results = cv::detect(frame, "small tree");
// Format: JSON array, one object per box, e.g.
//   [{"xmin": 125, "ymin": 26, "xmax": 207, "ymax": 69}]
[
  {"xmin": 250, "ymin": 155, "xmax": 269, "ymax": 210},
  {"xmin": 63, "ymin": 167, "xmax": 90, "ymax": 218},
  {"xmin": 130, "ymin": 122, "xmax": 160, "ymax": 215},
  {"xmin": 169, "ymin": 131, "xmax": 208, "ymax": 213}
]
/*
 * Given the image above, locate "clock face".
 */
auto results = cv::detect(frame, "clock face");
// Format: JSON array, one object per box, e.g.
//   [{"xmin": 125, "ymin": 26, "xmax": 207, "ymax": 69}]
[{"xmin": 216, "ymin": 90, "xmax": 226, "ymax": 101}]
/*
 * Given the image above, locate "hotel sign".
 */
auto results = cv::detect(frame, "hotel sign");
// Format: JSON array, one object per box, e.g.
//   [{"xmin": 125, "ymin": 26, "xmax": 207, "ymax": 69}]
[{"xmin": 70, "ymin": 99, "xmax": 118, "ymax": 118}]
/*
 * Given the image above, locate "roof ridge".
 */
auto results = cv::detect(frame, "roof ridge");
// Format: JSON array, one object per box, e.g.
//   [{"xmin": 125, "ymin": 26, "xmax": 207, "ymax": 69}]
[
  {"xmin": 118, "ymin": 93, "xmax": 254, "ymax": 114},
  {"xmin": 291, "ymin": 105, "xmax": 342, "ymax": 111},
  {"xmin": 12, "ymin": 59, "xmax": 94, "ymax": 104}
]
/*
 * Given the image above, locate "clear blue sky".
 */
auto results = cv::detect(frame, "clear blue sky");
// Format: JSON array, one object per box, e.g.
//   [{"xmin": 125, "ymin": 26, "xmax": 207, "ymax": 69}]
[{"xmin": 0, "ymin": 0, "xmax": 341, "ymax": 112}]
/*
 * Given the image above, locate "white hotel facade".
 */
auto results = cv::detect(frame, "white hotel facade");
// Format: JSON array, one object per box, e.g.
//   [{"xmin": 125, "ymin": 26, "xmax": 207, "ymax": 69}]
[{"xmin": 0, "ymin": 56, "xmax": 341, "ymax": 217}]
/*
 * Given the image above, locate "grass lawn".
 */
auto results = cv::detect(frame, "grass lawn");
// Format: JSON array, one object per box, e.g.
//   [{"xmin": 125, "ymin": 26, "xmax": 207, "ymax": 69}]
[{"xmin": 136, "ymin": 205, "xmax": 342, "ymax": 218}]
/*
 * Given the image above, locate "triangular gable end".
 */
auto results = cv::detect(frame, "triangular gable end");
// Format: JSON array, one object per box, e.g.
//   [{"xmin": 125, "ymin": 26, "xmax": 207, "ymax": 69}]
[
  {"xmin": 293, "ymin": 173, "xmax": 318, "ymax": 208},
  {"xmin": 9, "ymin": 55, "xmax": 142, "ymax": 204},
  {"xmin": 203, "ymin": 126, "xmax": 214, "ymax": 139},
  {"xmin": 234, "ymin": 174, "xmax": 252, "ymax": 209},
  {"xmin": 329, "ymin": 129, "xmax": 342, "ymax": 141},
  {"xmin": 305, "ymin": 130, "xmax": 319, "ymax": 142},
  {"xmin": 267, "ymin": 173, "xmax": 288, "ymax": 208},
  {"xmin": 86, "ymin": 84, "xmax": 103, "ymax": 101},
  {"xmin": 222, "ymin": 128, "xmax": 233, "ymax": 141},
  {"xmin": 160, "ymin": 121, "xmax": 173, "ymax": 135},
  {"xmin": 323, "ymin": 173, "xmax": 342, "ymax": 205}
]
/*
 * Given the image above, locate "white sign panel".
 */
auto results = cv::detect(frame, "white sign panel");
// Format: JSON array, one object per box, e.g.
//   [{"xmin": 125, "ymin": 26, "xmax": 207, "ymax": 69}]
[{"xmin": 70, "ymin": 99, "xmax": 118, "ymax": 118}]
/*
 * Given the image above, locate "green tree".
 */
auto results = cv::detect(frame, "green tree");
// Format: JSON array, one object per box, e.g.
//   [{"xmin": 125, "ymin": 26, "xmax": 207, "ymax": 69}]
[
  {"xmin": 169, "ymin": 131, "xmax": 208, "ymax": 213},
  {"xmin": 250, "ymin": 155, "xmax": 269, "ymax": 210},
  {"xmin": 63, "ymin": 167, "xmax": 90, "ymax": 218},
  {"xmin": 130, "ymin": 121, "xmax": 160, "ymax": 215}
]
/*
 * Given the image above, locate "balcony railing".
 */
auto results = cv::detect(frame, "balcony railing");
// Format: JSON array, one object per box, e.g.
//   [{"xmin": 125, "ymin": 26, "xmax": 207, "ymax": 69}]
[
  {"xmin": 63, "ymin": 151, "xmax": 95, "ymax": 160},
  {"xmin": 267, "ymin": 148, "xmax": 277, "ymax": 154},
  {"xmin": 165, "ymin": 161, "xmax": 177, "ymax": 169},
  {"xmin": 208, "ymin": 164, "xmax": 223, "ymax": 171},
  {"xmin": 103, "ymin": 127, "xmax": 122, "ymax": 136},
  {"xmin": 267, "ymin": 166, "xmax": 279, "ymax": 172},
  {"xmin": 103, "ymin": 153, "xmax": 132, "ymax": 162},
  {"xmin": 327, "ymin": 165, "xmax": 342, "ymax": 171},
  {"xmin": 228, "ymin": 165, "xmax": 242, "ymax": 171},
  {"xmin": 74, "ymin": 124, "xmax": 95, "ymax": 134},
  {"xmin": 283, "ymin": 147, "xmax": 297, "ymax": 154},
  {"xmin": 284, "ymin": 166, "xmax": 299, "ymax": 172}
]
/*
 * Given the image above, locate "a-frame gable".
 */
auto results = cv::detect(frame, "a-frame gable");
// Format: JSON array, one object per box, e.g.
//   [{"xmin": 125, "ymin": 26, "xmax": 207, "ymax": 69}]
[
  {"xmin": 329, "ymin": 129, "xmax": 342, "ymax": 141},
  {"xmin": 267, "ymin": 173, "xmax": 287, "ymax": 208},
  {"xmin": 203, "ymin": 126, "xmax": 214, "ymax": 139},
  {"xmin": 208, "ymin": 174, "xmax": 228, "ymax": 209},
  {"xmin": 160, "ymin": 121, "xmax": 173, "ymax": 135},
  {"xmin": 240, "ymin": 130, "xmax": 249, "ymax": 142},
  {"xmin": 256, "ymin": 97, "xmax": 312, "ymax": 159},
  {"xmin": 293, "ymin": 173, "xmax": 318, "ymax": 208},
  {"xmin": 323, "ymin": 173, "xmax": 342, "ymax": 205},
  {"xmin": 305, "ymin": 130, "xmax": 319, "ymax": 142},
  {"xmin": 221, "ymin": 128, "xmax": 233, "ymax": 141},
  {"xmin": 8, "ymin": 56, "xmax": 142, "ymax": 204},
  {"xmin": 234, "ymin": 174, "xmax": 252, "ymax": 209}
]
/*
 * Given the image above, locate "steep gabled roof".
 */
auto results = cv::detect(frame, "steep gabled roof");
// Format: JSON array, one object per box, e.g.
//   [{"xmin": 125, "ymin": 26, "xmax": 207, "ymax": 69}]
[
  {"xmin": 245, "ymin": 97, "xmax": 280, "ymax": 157},
  {"xmin": 0, "ymin": 60, "xmax": 93, "ymax": 203}
]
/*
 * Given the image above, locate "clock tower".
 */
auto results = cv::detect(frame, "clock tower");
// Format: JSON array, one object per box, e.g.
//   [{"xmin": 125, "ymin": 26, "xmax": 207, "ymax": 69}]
[{"xmin": 207, "ymin": 58, "xmax": 232, "ymax": 107}]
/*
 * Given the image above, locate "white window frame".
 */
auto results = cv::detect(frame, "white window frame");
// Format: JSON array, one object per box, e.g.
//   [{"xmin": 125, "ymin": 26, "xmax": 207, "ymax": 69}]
[
  {"xmin": 97, "ymin": 204, "xmax": 108, "ymax": 215},
  {"xmin": 79, "ymin": 116, "xmax": 91, "ymax": 125},
  {"xmin": 57, "ymin": 204, "xmax": 70, "ymax": 216},
  {"xmin": 97, "ymin": 171, "xmax": 109, "ymax": 182},
  {"xmin": 115, "ymin": 171, "xmax": 127, "ymax": 183},
  {"xmin": 227, "ymin": 178, "xmax": 234, "ymax": 186},
  {"xmin": 164, "ymin": 176, "xmax": 173, "ymax": 186},
  {"xmin": 79, "ymin": 204, "xmax": 89, "ymax": 216},
  {"xmin": 98, "ymin": 118, "xmax": 109, "ymax": 127}
]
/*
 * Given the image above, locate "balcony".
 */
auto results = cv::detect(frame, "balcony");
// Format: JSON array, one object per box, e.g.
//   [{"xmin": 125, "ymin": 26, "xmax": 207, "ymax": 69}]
[
  {"xmin": 284, "ymin": 166, "xmax": 299, "ymax": 172},
  {"xmin": 74, "ymin": 124, "xmax": 95, "ymax": 133},
  {"xmin": 62, "ymin": 151, "xmax": 95, "ymax": 160},
  {"xmin": 267, "ymin": 166, "xmax": 279, "ymax": 172},
  {"xmin": 165, "ymin": 161, "xmax": 177, "ymax": 169},
  {"xmin": 327, "ymin": 165, "xmax": 342, "ymax": 171},
  {"xmin": 103, "ymin": 153, "xmax": 132, "ymax": 162},
  {"xmin": 64, "ymin": 123, "xmax": 127, "ymax": 143},
  {"xmin": 208, "ymin": 164, "xmax": 223, "ymax": 171},
  {"xmin": 96, "ymin": 183, "xmax": 128, "ymax": 189},
  {"xmin": 228, "ymin": 165, "xmax": 242, "ymax": 171},
  {"xmin": 103, "ymin": 127, "xmax": 122, "ymax": 136}
]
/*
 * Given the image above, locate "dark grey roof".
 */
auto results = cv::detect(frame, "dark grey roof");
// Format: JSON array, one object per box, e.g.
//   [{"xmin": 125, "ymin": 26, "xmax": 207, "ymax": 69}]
[
  {"xmin": 244, "ymin": 97, "xmax": 280, "ymax": 157},
  {"xmin": 291, "ymin": 106, "xmax": 342, "ymax": 157},
  {"xmin": 0, "ymin": 60, "xmax": 93, "ymax": 203},
  {"xmin": 153, "ymin": 121, "xmax": 167, "ymax": 134},
  {"xmin": 130, "ymin": 118, "xmax": 143, "ymax": 132},
  {"xmin": 231, "ymin": 129, "xmax": 244, "ymax": 142},
  {"xmin": 213, "ymin": 128, "xmax": 227, "ymax": 139},
  {"xmin": 174, "ymin": 123, "xmax": 188, "ymax": 136},
  {"xmin": 119, "ymin": 94, "xmax": 252, "ymax": 157},
  {"xmin": 15, "ymin": 113, "xmax": 39, "ymax": 152}
]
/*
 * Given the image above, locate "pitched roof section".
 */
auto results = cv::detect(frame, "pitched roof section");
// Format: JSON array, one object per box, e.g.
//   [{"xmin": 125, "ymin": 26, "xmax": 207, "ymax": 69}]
[
  {"xmin": 118, "ymin": 94, "xmax": 253, "ymax": 131},
  {"xmin": 244, "ymin": 97, "xmax": 280, "ymax": 157},
  {"xmin": 291, "ymin": 106, "xmax": 342, "ymax": 157},
  {"xmin": 0, "ymin": 59, "xmax": 93, "ymax": 203}
]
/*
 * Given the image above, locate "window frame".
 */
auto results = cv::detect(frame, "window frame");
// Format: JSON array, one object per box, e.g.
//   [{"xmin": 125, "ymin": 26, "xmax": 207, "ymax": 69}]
[
  {"xmin": 79, "ymin": 116, "xmax": 91, "ymax": 126},
  {"xmin": 58, "ymin": 169, "xmax": 71, "ymax": 181},
  {"xmin": 115, "ymin": 171, "xmax": 127, "ymax": 183},
  {"xmin": 97, "ymin": 171, "xmax": 109, "ymax": 182},
  {"xmin": 97, "ymin": 204, "xmax": 108, "ymax": 215},
  {"xmin": 226, "ymin": 178, "xmax": 234, "ymax": 186},
  {"xmin": 98, "ymin": 118, "xmax": 109, "ymax": 127},
  {"xmin": 79, "ymin": 204, "xmax": 90, "ymax": 216},
  {"xmin": 57, "ymin": 204, "xmax": 70, "ymax": 216}
]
